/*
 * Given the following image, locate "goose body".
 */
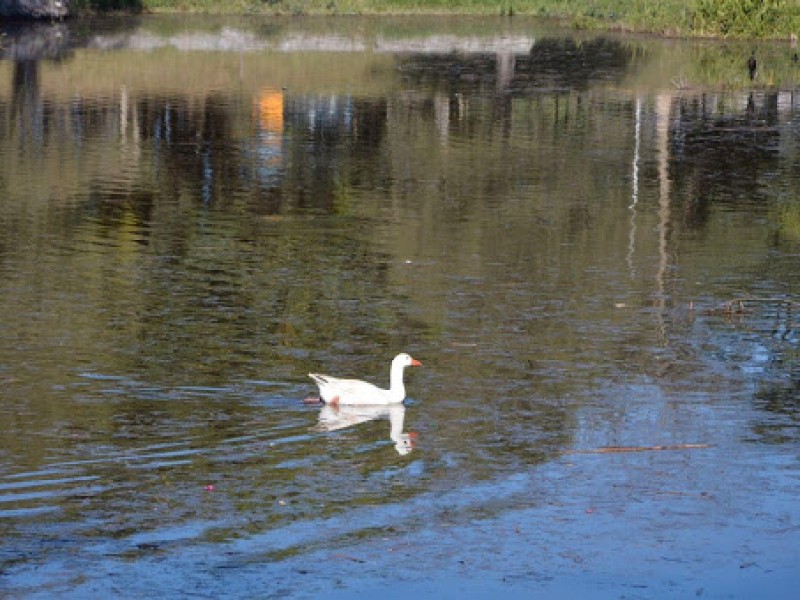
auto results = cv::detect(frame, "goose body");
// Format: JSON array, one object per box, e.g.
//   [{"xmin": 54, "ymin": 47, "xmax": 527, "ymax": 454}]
[{"xmin": 309, "ymin": 353, "xmax": 422, "ymax": 406}]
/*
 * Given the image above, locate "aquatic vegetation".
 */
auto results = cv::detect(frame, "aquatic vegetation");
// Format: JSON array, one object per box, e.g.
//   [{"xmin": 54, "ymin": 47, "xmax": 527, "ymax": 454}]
[{"xmin": 778, "ymin": 201, "xmax": 800, "ymax": 242}]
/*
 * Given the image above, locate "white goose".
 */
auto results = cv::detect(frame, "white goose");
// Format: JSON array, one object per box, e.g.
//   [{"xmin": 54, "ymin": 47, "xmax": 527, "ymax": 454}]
[{"xmin": 308, "ymin": 353, "xmax": 422, "ymax": 406}]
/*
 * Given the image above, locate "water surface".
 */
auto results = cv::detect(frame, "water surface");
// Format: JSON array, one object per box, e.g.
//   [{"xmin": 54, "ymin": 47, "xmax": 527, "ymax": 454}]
[{"xmin": 1, "ymin": 15, "xmax": 799, "ymax": 598}]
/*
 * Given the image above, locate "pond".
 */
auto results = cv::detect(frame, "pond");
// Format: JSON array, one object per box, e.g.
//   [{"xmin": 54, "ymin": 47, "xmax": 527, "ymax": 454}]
[{"xmin": 1, "ymin": 14, "xmax": 799, "ymax": 598}]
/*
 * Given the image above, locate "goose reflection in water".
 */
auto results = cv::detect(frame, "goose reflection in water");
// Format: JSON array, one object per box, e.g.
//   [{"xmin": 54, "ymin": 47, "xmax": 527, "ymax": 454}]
[{"xmin": 314, "ymin": 403, "xmax": 418, "ymax": 455}]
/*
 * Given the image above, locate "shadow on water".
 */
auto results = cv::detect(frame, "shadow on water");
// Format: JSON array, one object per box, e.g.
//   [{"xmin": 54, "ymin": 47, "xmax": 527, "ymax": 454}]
[{"xmin": 0, "ymin": 16, "xmax": 799, "ymax": 598}]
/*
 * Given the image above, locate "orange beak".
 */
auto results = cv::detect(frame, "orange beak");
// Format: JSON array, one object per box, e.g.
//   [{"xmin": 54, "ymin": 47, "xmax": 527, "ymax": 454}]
[{"xmin": 411, "ymin": 358, "xmax": 422, "ymax": 367}]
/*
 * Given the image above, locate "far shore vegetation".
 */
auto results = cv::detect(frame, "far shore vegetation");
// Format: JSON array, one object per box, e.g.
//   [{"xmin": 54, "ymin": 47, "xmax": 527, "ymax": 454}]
[{"xmin": 69, "ymin": 0, "xmax": 800, "ymax": 39}]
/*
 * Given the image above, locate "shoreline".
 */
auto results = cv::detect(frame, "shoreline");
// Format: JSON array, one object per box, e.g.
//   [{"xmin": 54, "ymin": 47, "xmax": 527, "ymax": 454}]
[{"xmin": 63, "ymin": 1, "xmax": 800, "ymax": 41}]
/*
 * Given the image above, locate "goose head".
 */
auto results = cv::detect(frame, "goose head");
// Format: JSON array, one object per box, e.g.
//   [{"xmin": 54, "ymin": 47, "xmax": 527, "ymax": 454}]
[{"xmin": 393, "ymin": 353, "xmax": 422, "ymax": 369}]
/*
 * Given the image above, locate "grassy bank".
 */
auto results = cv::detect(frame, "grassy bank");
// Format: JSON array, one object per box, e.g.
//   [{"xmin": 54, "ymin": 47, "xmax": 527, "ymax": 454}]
[{"xmin": 70, "ymin": 0, "xmax": 800, "ymax": 39}]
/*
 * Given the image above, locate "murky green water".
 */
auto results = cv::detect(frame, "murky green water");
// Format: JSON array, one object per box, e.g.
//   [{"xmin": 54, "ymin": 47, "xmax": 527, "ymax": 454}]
[{"xmin": 1, "ymin": 15, "xmax": 799, "ymax": 598}]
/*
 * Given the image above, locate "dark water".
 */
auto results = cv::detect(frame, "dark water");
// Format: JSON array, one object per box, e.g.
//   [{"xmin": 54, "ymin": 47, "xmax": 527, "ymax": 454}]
[{"xmin": 1, "ymin": 15, "xmax": 799, "ymax": 598}]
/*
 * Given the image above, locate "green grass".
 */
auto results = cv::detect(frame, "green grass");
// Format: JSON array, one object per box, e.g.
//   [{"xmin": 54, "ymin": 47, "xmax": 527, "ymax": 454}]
[{"xmin": 69, "ymin": 0, "xmax": 800, "ymax": 39}]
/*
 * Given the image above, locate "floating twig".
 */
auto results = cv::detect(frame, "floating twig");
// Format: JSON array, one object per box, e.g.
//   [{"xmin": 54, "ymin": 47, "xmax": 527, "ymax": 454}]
[
  {"xmin": 332, "ymin": 553, "xmax": 366, "ymax": 564},
  {"xmin": 703, "ymin": 299, "xmax": 747, "ymax": 317},
  {"xmin": 689, "ymin": 296, "xmax": 800, "ymax": 320},
  {"xmin": 564, "ymin": 443, "xmax": 711, "ymax": 455}
]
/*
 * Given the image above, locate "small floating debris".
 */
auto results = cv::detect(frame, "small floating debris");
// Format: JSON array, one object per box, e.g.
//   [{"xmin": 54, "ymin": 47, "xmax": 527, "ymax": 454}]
[
  {"xmin": 332, "ymin": 553, "xmax": 366, "ymax": 564},
  {"xmin": 563, "ymin": 443, "xmax": 711, "ymax": 455},
  {"xmin": 136, "ymin": 543, "xmax": 161, "ymax": 551}
]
